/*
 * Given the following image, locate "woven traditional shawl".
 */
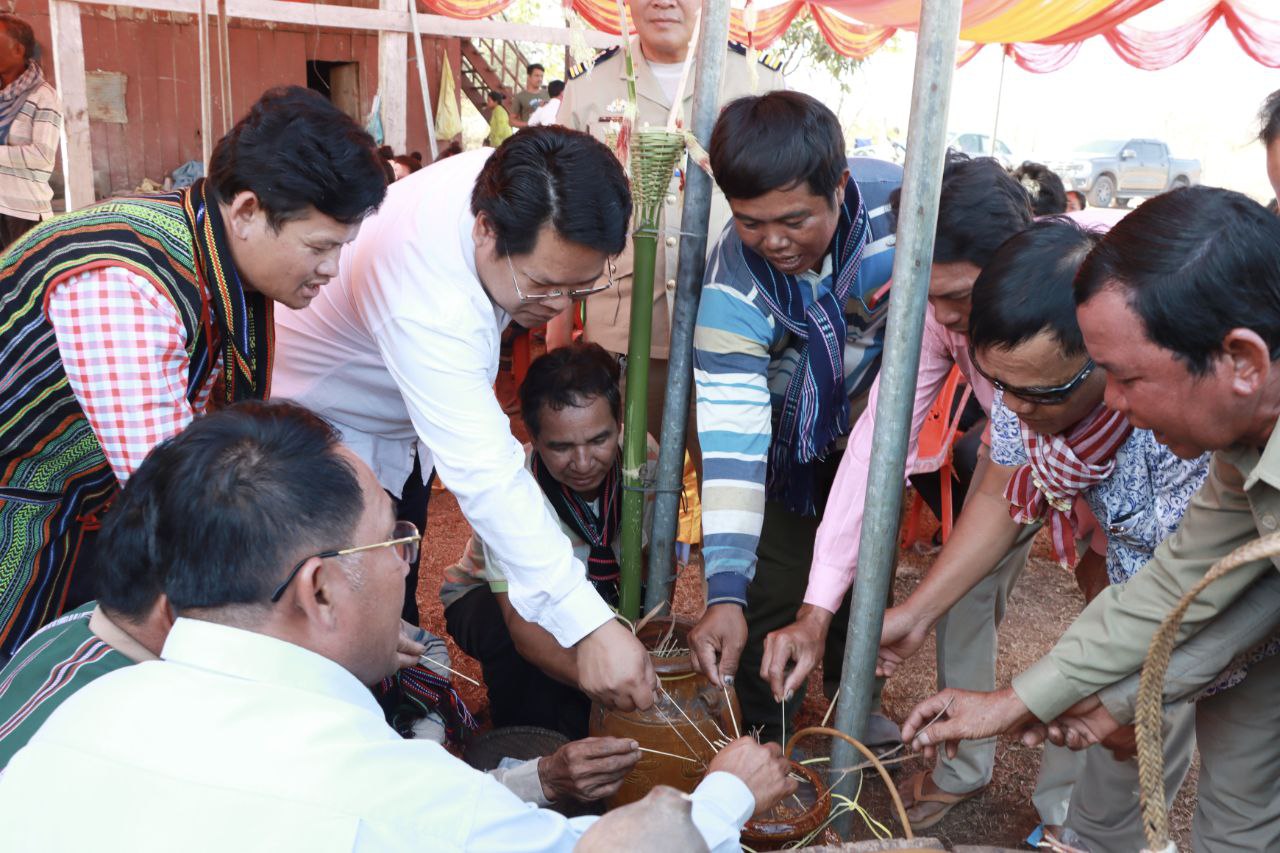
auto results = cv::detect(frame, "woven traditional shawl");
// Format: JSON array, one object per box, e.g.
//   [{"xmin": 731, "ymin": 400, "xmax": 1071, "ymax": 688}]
[
  {"xmin": 739, "ymin": 176, "xmax": 870, "ymax": 515},
  {"xmin": 531, "ymin": 452, "xmax": 623, "ymax": 608},
  {"xmin": 0, "ymin": 181, "xmax": 273, "ymax": 657}
]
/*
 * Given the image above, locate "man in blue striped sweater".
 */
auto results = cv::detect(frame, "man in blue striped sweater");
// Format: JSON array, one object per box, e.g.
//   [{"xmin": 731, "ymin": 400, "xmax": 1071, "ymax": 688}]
[{"xmin": 687, "ymin": 91, "xmax": 901, "ymax": 734}]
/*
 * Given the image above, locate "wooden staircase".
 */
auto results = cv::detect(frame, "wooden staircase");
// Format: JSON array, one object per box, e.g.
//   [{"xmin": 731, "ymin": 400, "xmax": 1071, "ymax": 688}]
[{"xmin": 459, "ymin": 37, "xmax": 533, "ymax": 112}]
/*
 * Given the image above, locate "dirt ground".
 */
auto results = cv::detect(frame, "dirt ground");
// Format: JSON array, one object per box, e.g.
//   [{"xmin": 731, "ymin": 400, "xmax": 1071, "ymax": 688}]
[{"xmin": 414, "ymin": 487, "xmax": 1198, "ymax": 849}]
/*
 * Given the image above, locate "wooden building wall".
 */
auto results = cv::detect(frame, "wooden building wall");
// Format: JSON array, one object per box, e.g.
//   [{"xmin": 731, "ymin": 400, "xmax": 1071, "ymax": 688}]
[{"xmin": 14, "ymin": 0, "xmax": 461, "ymax": 199}]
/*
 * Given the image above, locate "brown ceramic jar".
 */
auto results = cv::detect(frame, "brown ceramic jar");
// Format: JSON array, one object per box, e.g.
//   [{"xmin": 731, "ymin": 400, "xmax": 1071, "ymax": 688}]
[{"xmin": 588, "ymin": 617, "xmax": 741, "ymax": 809}]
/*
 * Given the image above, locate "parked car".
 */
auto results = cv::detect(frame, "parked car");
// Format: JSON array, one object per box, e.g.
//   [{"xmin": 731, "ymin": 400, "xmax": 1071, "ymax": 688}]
[
  {"xmin": 946, "ymin": 132, "xmax": 1016, "ymax": 168},
  {"xmin": 1049, "ymin": 138, "xmax": 1201, "ymax": 208},
  {"xmin": 851, "ymin": 139, "xmax": 906, "ymax": 165}
]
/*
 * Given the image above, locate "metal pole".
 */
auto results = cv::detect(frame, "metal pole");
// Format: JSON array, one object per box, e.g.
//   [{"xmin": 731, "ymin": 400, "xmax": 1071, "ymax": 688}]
[
  {"xmin": 991, "ymin": 46, "xmax": 1006, "ymax": 159},
  {"xmin": 407, "ymin": 0, "xmax": 440, "ymax": 160},
  {"xmin": 643, "ymin": 0, "xmax": 731, "ymax": 613},
  {"xmin": 829, "ymin": 0, "xmax": 962, "ymax": 838}
]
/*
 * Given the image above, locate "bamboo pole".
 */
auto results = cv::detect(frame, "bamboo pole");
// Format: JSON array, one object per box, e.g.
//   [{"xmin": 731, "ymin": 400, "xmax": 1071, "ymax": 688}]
[
  {"xmin": 643, "ymin": 0, "xmax": 730, "ymax": 613},
  {"xmin": 620, "ymin": 129, "xmax": 686, "ymax": 621},
  {"xmin": 197, "ymin": 0, "xmax": 213, "ymax": 166},
  {"xmin": 828, "ymin": 0, "xmax": 962, "ymax": 837},
  {"xmin": 406, "ymin": 0, "xmax": 439, "ymax": 160}
]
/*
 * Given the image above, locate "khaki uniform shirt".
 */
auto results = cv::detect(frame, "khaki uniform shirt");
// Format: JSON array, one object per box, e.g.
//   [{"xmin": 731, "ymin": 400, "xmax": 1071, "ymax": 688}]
[
  {"xmin": 1012, "ymin": 420, "xmax": 1280, "ymax": 721},
  {"xmin": 558, "ymin": 40, "xmax": 785, "ymax": 358}
]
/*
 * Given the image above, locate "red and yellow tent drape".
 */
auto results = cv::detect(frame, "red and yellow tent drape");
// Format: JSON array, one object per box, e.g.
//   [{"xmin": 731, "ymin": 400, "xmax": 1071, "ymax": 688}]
[{"xmin": 419, "ymin": 0, "xmax": 1280, "ymax": 72}]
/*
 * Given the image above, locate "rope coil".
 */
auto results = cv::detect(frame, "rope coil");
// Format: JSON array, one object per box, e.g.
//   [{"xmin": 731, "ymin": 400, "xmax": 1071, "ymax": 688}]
[{"xmin": 1134, "ymin": 530, "xmax": 1280, "ymax": 852}]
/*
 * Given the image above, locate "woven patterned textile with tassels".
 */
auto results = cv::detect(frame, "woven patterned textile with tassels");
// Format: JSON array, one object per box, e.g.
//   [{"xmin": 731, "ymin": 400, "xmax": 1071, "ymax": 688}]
[{"xmin": 1134, "ymin": 530, "xmax": 1280, "ymax": 852}]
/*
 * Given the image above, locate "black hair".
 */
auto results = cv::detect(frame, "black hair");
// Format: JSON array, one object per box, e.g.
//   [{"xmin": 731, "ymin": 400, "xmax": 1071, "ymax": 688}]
[
  {"xmin": 471, "ymin": 125, "xmax": 631, "ymax": 256},
  {"xmin": 969, "ymin": 218, "xmax": 1102, "ymax": 358},
  {"xmin": 708, "ymin": 91, "xmax": 847, "ymax": 203},
  {"xmin": 1066, "ymin": 189, "xmax": 1087, "ymax": 210},
  {"xmin": 548, "ymin": 80, "xmax": 565, "ymax": 99},
  {"xmin": 488, "ymin": 90, "xmax": 506, "ymax": 104},
  {"xmin": 391, "ymin": 154, "xmax": 422, "ymax": 174},
  {"xmin": 0, "ymin": 15, "xmax": 37, "ymax": 62},
  {"xmin": 206, "ymin": 86, "xmax": 387, "ymax": 229},
  {"xmin": 519, "ymin": 342, "xmax": 622, "ymax": 438},
  {"xmin": 1075, "ymin": 186, "xmax": 1280, "ymax": 374},
  {"xmin": 527, "ymin": 63, "xmax": 545, "ymax": 76},
  {"xmin": 150, "ymin": 401, "xmax": 365, "ymax": 611},
  {"xmin": 1259, "ymin": 89, "xmax": 1280, "ymax": 146},
  {"xmin": 93, "ymin": 435, "xmax": 188, "ymax": 621},
  {"xmin": 1011, "ymin": 161, "xmax": 1068, "ymax": 216},
  {"xmin": 892, "ymin": 153, "xmax": 1033, "ymax": 268}
]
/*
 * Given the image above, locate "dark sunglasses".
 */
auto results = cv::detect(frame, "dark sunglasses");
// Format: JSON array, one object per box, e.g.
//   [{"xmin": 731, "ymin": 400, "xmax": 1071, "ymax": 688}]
[{"xmin": 969, "ymin": 345, "xmax": 1096, "ymax": 406}]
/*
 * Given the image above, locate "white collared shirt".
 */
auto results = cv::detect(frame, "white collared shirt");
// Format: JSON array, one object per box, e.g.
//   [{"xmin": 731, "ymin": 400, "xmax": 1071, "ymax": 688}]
[
  {"xmin": 270, "ymin": 149, "xmax": 611, "ymax": 647},
  {"xmin": 0, "ymin": 618, "xmax": 755, "ymax": 852}
]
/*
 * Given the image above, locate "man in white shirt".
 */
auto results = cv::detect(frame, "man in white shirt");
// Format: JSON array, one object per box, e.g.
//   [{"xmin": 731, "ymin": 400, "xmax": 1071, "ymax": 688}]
[
  {"xmin": 526, "ymin": 80, "xmax": 562, "ymax": 127},
  {"xmin": 272, "ymin": 127, "xmax": 656, "ymax": 712},
  {"xmin": 0, "ymin": 401, "xmax": 795, "ymax": 852}
]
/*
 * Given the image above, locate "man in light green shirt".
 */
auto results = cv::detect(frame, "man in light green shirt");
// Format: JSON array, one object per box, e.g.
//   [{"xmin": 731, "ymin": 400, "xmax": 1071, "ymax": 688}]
[{"xmin": 900, "ymin": 186, "xmax": 1280, "ymax": 851}]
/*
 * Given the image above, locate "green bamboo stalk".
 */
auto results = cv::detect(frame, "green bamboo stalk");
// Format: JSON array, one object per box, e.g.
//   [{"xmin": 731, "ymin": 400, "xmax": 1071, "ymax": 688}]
[
  {"xmin": 619, "ymin": 129, "xmax": 686, "ymax": 622},
  {"xmin": 619, "ymin": 226, "xmax": 657, "ymax": 621}
]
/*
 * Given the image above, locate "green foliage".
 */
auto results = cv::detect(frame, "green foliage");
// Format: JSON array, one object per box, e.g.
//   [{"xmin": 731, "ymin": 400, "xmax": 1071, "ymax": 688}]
[{"xmin": 775, "ymin": 13, "xmax": 861, "ymax": 93}]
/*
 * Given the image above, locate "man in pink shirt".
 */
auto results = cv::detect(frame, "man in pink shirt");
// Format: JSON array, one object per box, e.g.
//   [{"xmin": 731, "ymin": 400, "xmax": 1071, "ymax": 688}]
[{"xmin": 761, "ymin": 155, "xmax": 1063, "ymax": 830}]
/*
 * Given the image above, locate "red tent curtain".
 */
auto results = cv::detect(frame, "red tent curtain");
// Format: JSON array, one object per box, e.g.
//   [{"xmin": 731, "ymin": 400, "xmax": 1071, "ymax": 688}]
[{"xmin": 419, "ymin": 0, "xmax": 1280, "ymax": 73}]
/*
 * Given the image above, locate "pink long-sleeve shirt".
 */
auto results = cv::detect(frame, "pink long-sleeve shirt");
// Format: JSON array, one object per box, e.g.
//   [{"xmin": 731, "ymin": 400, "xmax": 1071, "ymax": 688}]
[{"xmin": 804, "ymin": 308, "xmax": 995, "ymax": 612}]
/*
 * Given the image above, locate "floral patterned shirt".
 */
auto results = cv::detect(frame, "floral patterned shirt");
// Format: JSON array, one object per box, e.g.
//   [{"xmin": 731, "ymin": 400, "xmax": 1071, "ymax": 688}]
[{"xmin": 989, "ymin": 391, "xmax": 1212, "ymax": 584}]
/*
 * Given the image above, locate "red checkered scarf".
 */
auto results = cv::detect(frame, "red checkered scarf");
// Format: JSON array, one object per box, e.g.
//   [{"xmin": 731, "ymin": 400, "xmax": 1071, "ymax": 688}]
[{"xmin": 1004, "ymin": 402, "xmax": 1133, "ymax": 567}]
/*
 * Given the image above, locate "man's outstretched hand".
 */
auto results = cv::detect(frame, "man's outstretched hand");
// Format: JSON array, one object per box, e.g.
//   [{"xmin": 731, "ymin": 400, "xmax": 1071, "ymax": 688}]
[
  {"xmin": 577, "ymin": 619, "xmax": 657, "ymax": 712},
  {"xmin": 707, "ymin": 736, "xmax": 797, "ymax": 817},
  {"xmin": 760, "ymin": 605, "xmax": 833, "ymax": 702},
  {"xmin": 1041, "ymin": 696, "xmax": 1133, "ymax": 759},
  {"xmin": 539, "ymin": 737, "xmax": 641, "ymax": 802},
  {"xmin": 689, "ymin": 603, "xmax": 748, "ymax": 687},
  {"xmin": 901, "ymin": 687, "xmax": 1035, "ymax": 760}
]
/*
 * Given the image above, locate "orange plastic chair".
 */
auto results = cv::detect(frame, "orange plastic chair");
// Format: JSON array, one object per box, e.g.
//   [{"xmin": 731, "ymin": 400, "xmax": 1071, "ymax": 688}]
[{"xmin": 900, "ymin": 364, "xmax": 973, "ymax": 549}]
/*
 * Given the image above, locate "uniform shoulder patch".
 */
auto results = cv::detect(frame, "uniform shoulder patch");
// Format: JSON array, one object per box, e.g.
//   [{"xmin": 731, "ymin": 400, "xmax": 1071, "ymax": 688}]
[
  {"xmin": 727, "ymin": 41, "xmax": 784, "ymax": 71},
  {"xmin": 757, "ymin": 51, "xmax": 784, "ymax": 71},
  {"xmin": 569, "ymin": 46, "xmax": 620, "ymax": 79}
]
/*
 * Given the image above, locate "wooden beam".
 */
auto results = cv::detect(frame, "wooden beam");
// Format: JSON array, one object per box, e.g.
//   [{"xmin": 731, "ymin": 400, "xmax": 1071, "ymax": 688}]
[
  {"xmin": 377, "ymin": 0, "xmax": 407, "ymax": 153},
  {"xmin": 48, "ymin": 0, "xmax": 95, "ymax": 209},
  {"xmin": 197, "ymin": 0, "xmax": 213, "ymax": 165},
  {"xmin": 69, "ymin": 0, "xmax": 617, "ymax": 47}
]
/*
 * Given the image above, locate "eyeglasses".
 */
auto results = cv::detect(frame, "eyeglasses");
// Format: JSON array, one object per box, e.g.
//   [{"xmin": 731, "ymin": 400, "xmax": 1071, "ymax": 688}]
[
  {"xmin": 969, "ymin": 345, "xmax": 1096, "ymax": 406},
  {"xmin": 270, "ymin": 520, "xmax": 421, "ymax": 603},
  {"xmin": 506, "ymin": 253, "xmax": 616, "ymax": 302}
]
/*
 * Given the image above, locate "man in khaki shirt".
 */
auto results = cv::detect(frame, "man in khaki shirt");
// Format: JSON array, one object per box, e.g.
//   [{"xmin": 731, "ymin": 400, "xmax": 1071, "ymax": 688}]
[
  {"xmin": 900, "ymin": 186, "xmax": 1280, "ymax": 850},
  {"xmin": 557, "ymin": 0, "xmax": 785, "ymax": 441}
]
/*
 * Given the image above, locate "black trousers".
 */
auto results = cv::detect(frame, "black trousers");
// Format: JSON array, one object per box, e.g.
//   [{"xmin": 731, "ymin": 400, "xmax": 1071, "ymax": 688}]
[
  {"xmin": 735, "ymin": 451, "xmax": 863, "ymax": 739},
  {"xmin": 444, "ymin": 586, "xmax": 591, "ymax": 739},
  {"xmin": 397, "ymin": 454, "xmax": 433, "ymax": 626}
]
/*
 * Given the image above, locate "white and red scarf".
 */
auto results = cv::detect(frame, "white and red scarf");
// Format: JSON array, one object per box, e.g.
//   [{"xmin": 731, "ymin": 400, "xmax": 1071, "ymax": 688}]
[{"xmin": 1004, "ymin": 402, "xmax": 1133, "ymax": 567}]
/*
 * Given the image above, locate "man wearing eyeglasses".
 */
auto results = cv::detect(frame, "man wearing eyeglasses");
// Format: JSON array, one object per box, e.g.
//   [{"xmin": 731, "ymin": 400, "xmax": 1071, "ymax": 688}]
[
  {"xmin": 0, "ymin": 401, "xmax": 795, "ymax": 851},
  {"xmin": 270, "ymin": 127, "xmax": 658, "ymax": 715},
  {"xmin": 878, "ymin": 219, "xmax": 1208, "ymax": 851},
  {"xmin": 760, "ymin": 153, "xmax": 1069, "ymax": 830}
]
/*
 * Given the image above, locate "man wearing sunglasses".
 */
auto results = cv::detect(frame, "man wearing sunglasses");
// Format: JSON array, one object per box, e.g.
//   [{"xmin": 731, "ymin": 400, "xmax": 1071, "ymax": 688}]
[
  {"xmin": 271, "ymin": 127, "xmax": 659, "ymax": 715},
  {"xmin": 878, "ymin": 219, "xmax": 1209, "ymax": 851},
  {"xmin": 0, "ymin": 401, "xmax": 794, "ymax": 851},
  {"xmin": 760, "ymin": 153, "xmax": 1055, "ymax": 830}
]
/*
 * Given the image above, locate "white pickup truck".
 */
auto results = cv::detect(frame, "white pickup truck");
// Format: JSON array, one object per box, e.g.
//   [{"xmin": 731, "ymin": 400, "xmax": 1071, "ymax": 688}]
[{"xmin": 1050, "ymin": 138, "xmax": 1201, "ymax": 207}]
